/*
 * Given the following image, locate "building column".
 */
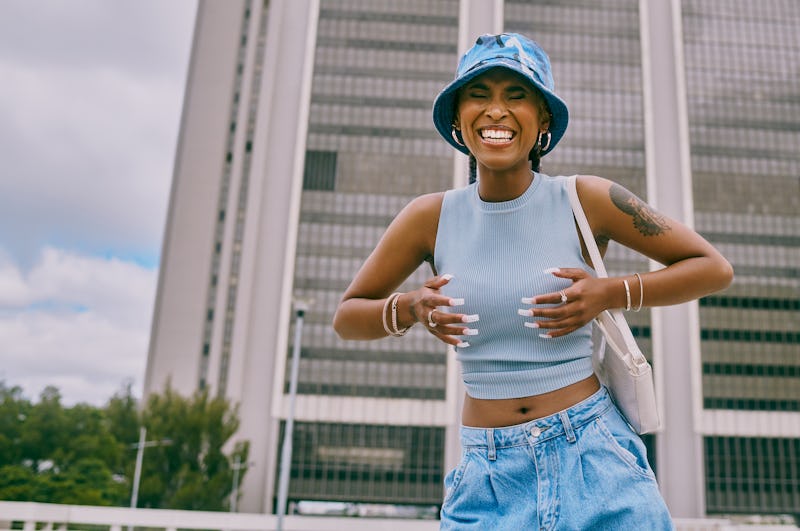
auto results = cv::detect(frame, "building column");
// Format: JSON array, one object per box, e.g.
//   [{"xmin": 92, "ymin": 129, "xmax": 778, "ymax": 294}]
[
  {"xmin": 233, "ymin": 0, "xmax": 319, "ymax": 513},
  {"xmin": 444, "ymin": 0, "xmax": 505, "ymax": 476},
  {"xmin": 640, "ymin": 0, "xmax": 705, "ymax": 518}
]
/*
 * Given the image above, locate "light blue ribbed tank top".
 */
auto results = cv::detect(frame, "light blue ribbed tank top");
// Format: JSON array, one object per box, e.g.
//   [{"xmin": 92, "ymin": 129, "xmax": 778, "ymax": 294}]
[{"xmin": 434, "ymin": 173, "xmax": 594, "ymax": 399}]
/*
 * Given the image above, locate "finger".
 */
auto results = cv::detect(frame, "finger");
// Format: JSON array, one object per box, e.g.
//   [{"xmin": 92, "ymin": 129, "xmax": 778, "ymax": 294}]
[
  {"xmin": 538, "ymin": 325, "xmax": 581, "ymax": 339},
  {"xmin": 429, "ymin": 327, "xmax": 470, "ymax": 347},
  {"xmin": 544, "ymin": 267, "xmax": 589, "ymax": 281},
  {"xmin": 424, "ymin": 273, "xmax": 454, "ymax": 289},
  {"xmin": 425, "ymin": 310, "xmax": 479, "ymax": 341},
  {"xmin": 521, "ymin": 291, "xmax": 568, "ymax": 306},
  {"xmin": 428, "ymin": 309, "xmax": 479, "ymax": 327}
]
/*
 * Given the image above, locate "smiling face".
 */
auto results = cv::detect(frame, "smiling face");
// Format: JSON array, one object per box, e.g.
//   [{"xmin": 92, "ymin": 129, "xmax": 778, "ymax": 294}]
[{"xmin": 454, "ymin": 68, "xmax": 551, "ymax": 175}]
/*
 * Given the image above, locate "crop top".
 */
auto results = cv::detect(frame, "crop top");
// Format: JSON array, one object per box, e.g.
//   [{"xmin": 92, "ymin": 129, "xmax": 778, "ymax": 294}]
[{"xmin": 434, "ymin": 173, "xmax": 594, "ymax": 399}]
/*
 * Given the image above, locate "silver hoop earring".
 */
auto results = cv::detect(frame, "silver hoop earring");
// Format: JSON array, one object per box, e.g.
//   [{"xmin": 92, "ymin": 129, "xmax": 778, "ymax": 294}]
[
  {"xmin": 451, "ymin": 127, "xmax": 465, "ymax": 147},
  {"xmin": 539, "ymin": 131, "xmax": 551, "ymax": 152}
]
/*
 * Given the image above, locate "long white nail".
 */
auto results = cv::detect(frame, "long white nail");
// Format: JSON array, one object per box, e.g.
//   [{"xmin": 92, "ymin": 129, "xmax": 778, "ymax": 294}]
[
  {"xmin": 543, "ymin": 267, "xmax": 560, "ymax": 274},
  {"xmin": 524, "ymin": 322, "xmax": 540, "ymax": 329},
  {"xmin": 457, "ymin": 341, "xmax": 470, "ymax": 348},
  {"xmin": 517, "ymin": 309, "xmax": 533, "ymax": 317},
  {"xmin": 441, "ymin": 273, "xmax": 454, "ymax": 281},
  {"xmin": 449, "ymin": 298, "xmax": 465, "ymax": 306},
  {"xmin": 462, "ymin": 328, "xmax": 479, "ymax": 336},
  {"xmin": 462, "ymin": 314, "xmax": 480, "ymax": 323},
  {"xmin": 538, "ymin": 333, "xmax": 552, "ymax": 339},
  {"xmin": 521, "ymin": 297, "xmax": 535, "ymax": 304}
]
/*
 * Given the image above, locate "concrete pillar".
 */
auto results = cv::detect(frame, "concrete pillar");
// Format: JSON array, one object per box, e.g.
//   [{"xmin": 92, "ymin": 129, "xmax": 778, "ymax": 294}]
[
  {"xmin": 444, "ymin": 0, "xmax": 505, "ymax": 477},
  {"xmin": 640, "ymin": 0, "xmax": 705, "ymax": 518},
  {"xmin": 233, "ymin": 0, "xmax": 319, "ymax": 513}
]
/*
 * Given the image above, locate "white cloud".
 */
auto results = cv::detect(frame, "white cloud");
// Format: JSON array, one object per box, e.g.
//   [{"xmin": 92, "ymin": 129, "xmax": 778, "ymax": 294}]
[
  {"xmin": 0, "ymin": 0, "xmax": 196, "ymax": 266},
  {"xmin": 0, "ymin": 247, "xmax": 158, "ymax": 405},
  {"xmin": 0, "ymin": 1, "xmax": 196, "ymax": 405}
]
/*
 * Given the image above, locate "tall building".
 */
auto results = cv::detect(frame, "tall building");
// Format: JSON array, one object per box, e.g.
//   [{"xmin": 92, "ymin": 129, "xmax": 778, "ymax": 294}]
[{"xmin": 145, "ymin": 0, "xmax": 799, "ymax": 518}]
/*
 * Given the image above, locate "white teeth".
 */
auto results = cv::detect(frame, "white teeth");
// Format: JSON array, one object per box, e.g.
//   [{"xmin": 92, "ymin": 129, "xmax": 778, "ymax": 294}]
[{"xmin": 481, "ymin": 129, "xmax": 512, "ymax": 140}]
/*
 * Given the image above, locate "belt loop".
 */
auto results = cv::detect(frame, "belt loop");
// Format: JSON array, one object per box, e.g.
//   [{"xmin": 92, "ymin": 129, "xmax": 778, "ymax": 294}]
[
  {"xmin": 560, "ymin": 411, "xmax": 576, "ymax": 443},
  {"xmin": 486, "ymin": 428, "xmax": 497, "ymax": 460}
]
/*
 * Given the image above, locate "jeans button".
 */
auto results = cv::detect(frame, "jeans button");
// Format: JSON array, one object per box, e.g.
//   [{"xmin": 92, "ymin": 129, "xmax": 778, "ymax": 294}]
[{"xmin": 530, "ymin": 426, "xmax": 542, "ymax": 437}]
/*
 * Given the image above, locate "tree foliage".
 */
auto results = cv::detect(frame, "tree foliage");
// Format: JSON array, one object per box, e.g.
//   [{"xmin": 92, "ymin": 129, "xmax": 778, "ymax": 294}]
[{"xmin": 0, "ymin": 380, "xmax": 249, "ymax": 510}]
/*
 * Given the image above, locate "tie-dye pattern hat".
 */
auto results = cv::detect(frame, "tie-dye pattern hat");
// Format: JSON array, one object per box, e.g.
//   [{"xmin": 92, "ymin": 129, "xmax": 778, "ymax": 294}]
[{"xmin": 432, "ymin": 33, "xmax": 568, "ymax": 156}]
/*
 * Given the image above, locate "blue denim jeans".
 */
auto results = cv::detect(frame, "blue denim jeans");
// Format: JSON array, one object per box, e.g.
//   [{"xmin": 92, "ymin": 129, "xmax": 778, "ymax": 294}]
[{"xmin": 440, "ymin": 387, "xmax": 674, "ymax": 530}]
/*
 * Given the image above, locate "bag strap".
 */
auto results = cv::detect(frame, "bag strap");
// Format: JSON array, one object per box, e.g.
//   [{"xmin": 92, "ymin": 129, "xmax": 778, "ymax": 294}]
[
  {"xmin": 566, "ymin": 176, "xmax": 648, "ymax": 364},
  {"xmin": 566, "ymin": 175, "xmax": 606, "ymax": 277}
]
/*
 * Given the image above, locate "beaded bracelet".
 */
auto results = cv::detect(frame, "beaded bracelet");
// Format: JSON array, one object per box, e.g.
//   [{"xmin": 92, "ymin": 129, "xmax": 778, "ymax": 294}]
[
  {"xmin": 382, "ymin": 293, "xmax": 409, "ymax": 337},
  {"xmin": 391, "ymin": 293, "xmax": 410, "ymax": 336}
]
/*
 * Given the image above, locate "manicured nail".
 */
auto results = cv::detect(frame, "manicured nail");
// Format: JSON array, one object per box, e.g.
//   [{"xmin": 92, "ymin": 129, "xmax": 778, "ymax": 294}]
[
  {"xmin": 521, "ymin": 297, "xmax": 535, "ymax": 304},
  {"xmin": 462, "ymin": 314, "xmax": 480, "ymax": 323},
  {"xmin": 524, "ymin": 322, "xmax": 540, "ymax": 329},
  {"xmin": 449, "ymin": 298, "xmax": 465, "ymax": 306},
  {"xmin": 457, "ymin": 341, "xmax": 470, "ymax": 348},
  {"xmin": 441, "ymin": 273, "xmax": 454, "ymax": 281},
  {"xmin": 538, "ymin": 333, "xmax": 552, "ymax": 339},
  {"xmin": 517, "ymin": 309, "xmax": 533, "ymax": 317},
  {"xmin": 462, "ymin": 328, "xmax": 479, "ymax": 336},
  {"xmin": 543, "ymin": 267, "xmax": 560, "ymax": 274}
]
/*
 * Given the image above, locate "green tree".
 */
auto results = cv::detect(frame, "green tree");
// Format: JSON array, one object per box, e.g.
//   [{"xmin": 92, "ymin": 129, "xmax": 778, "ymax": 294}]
[
  {"xmin": 0, "ymin": 384, "xmax": 128, "ymax": 505},
  {"xmin": 135, "ymin": 386, "xmax": 249, "ymax": 510},
  {"xmin": 0, "ymin": 383, "xmax": 31, "ymax": 467},
  {"xmin": 0, "ymin": 380, "xmax": 248, "ymax": 510},
  {"xmin": 0, "ymin": 464, "xmax": 37, "ymax": 500}
]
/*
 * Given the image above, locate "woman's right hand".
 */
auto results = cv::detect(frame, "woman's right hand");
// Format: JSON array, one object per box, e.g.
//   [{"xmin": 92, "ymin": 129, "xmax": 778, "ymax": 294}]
[{"xmin": 405, "ymin": 274, "xmax": 479, "ymax": 347}]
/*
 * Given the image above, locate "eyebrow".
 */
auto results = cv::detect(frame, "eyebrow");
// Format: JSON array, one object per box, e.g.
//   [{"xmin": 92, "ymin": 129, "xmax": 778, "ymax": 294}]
[{"xmin": 465, "ymin": 82, "xmax": 529, "ymax": 93}]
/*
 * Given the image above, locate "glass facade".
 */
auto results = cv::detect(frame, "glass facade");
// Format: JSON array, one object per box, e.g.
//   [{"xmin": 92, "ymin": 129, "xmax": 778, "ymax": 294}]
[
  {"xmin": 278, "ymin": 421, "xmax": 444, "ymax": 507},
  {"xmin": 258, "ymin": 0, "xmax": 800, "ymax": 516},
  {"xmin": 682, "ymin": 0, "xmax": 800, "ymax": 515}
]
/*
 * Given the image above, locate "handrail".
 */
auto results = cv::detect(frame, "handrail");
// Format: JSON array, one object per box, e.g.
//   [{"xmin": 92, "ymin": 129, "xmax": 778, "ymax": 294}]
[{"xmin": 1, "ymin": 501, "xmax": 797, "ymax": 531}]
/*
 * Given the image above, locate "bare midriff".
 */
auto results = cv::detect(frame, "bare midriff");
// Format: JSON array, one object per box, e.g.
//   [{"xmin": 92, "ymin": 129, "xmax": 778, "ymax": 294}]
[{"xmin": 461, "ymin": 373, "xmax": 601, "ymax": 428}]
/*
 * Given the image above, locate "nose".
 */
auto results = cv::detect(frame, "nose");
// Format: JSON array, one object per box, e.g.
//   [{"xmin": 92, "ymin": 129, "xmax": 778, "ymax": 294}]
[{"xmin": 485, "ymin": 97, "xmax": 507, "ymax": 120}]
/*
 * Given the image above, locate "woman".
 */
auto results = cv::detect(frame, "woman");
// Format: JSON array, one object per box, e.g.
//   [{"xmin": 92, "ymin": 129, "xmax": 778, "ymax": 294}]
[{"xmin": 333, "ymin": 33, "xmax": 732, "ymax": 530}]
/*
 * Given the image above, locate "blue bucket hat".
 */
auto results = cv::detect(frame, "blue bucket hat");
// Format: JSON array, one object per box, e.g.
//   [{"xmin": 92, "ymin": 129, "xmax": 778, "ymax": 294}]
[{"xmin": 432, "ymin": 33, "xmax": 568, "ymax": 156}]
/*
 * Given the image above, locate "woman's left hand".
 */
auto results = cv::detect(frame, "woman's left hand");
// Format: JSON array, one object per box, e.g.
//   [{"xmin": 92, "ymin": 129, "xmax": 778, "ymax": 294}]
[{"xmin": 520, "ymin": 268, "xmax": 613, "ymax": 338}]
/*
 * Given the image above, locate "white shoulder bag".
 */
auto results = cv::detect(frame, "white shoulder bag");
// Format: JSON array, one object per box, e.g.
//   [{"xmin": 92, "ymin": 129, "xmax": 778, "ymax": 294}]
[{"xmin": 567, "ymin": 175, "xmax": 661, "ymax": 434}]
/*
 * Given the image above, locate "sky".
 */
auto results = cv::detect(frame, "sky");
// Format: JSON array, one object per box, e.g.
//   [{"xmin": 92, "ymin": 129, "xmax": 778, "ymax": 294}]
[{"xmin": 0, "ymin": 0, "xmax": 198, "ymax": 405}]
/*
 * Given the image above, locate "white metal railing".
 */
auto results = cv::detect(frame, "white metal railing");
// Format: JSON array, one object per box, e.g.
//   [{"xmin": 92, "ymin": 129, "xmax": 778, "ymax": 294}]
[{"xmin": 0, "ymin": 501, "xmax": 797, "ymax": 531}]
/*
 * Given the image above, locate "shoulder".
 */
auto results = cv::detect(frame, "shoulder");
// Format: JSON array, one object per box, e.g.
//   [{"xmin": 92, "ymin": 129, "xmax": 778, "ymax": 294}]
[
  {"xmin": 575, "ymin": 174, "xmax": 614, "ymax": 201},
  {"xmin": 388, "ymin": 192, "xmax": 445, "ymax": 239},
  {"xmin": 401, "ymin": 191, "xmax": 445, "ymax": 221}
]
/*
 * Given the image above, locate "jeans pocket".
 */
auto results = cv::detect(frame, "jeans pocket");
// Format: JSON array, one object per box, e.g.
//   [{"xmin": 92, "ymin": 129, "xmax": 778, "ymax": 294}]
[
  {"xmin": 442, "ymin": 448, "xmax": 474, "ymax": 507},
  {"xmin": 595, "ymin": 415, "xmax": 655, "ymax": 480}
]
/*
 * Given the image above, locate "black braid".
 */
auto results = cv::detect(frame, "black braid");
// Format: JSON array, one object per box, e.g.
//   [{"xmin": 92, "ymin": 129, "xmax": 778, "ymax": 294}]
[
  {"xmin": 469, "ymin": 154, "xmax": 477, "ymax": 184},
  {"xmin": 468, "ymin": 147, "xmax": 541, "ymax": 185},
  {"xmin": 529, "ymin": 144, "xmax": 543, "ymax": 173}
]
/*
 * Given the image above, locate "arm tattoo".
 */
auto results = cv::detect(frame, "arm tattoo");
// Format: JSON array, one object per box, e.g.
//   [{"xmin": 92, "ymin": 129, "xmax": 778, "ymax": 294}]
[{"xmin": 609, "ymin": 184, "xmax": 671, "ymax": 236}]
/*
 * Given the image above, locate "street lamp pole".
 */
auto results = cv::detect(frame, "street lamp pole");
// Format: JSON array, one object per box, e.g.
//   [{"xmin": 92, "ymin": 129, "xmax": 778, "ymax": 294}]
[
  {"xmin": 130, "ymin": 427, "xmax": 146, "ymax": 511},
  {"xmin": 129, "ymin": 426, "xmax": 172, "ymax": 530},
  {"xmin": 276, "ymin": 298, "xmax": 310, "ymax": 530},
  {"xmin": 230, "ymin": 454, "xmax": 252, "ymax": 512}
]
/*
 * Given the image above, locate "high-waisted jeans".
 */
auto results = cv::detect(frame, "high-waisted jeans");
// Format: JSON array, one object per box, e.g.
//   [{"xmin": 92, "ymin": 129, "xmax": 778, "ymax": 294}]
[{"xmin": 440, "ymin": 387, "xmax": 674, "ymax": 530}]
